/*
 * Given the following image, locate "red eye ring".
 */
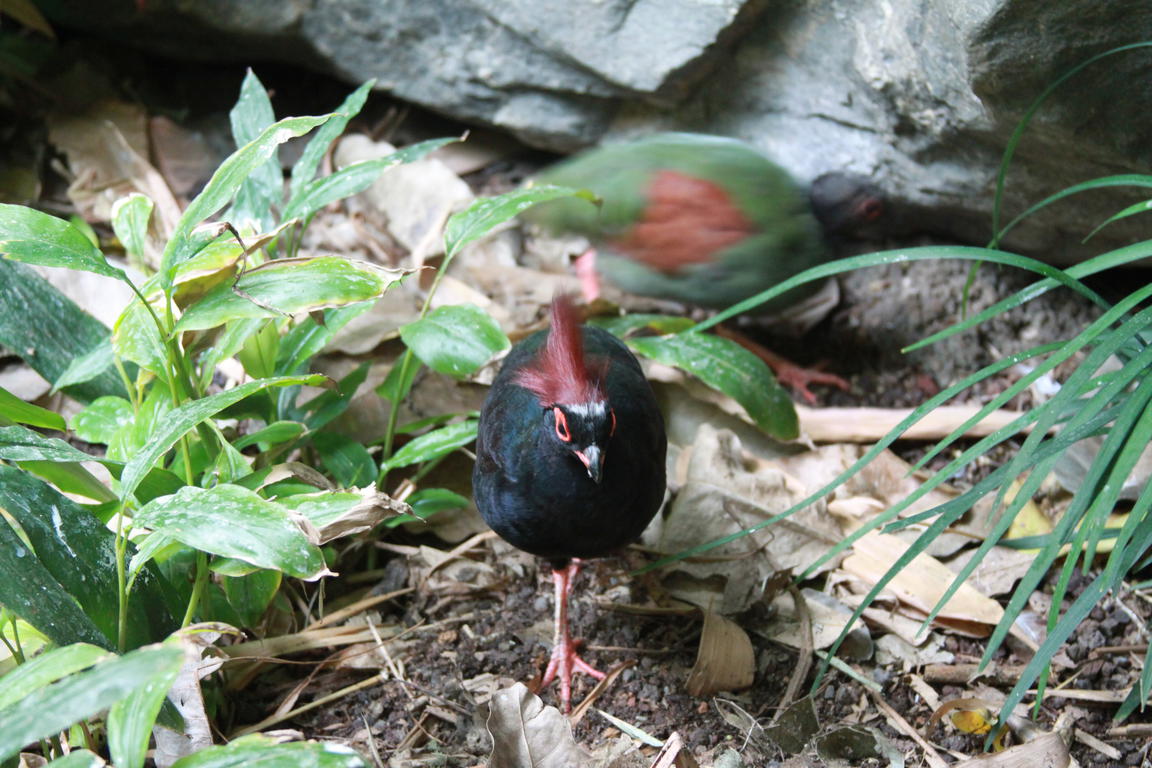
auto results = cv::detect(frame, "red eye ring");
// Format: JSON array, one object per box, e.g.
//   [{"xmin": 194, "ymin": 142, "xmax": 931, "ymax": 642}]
[
  {"xmin": 609, "ymin": 408, "xmax": 617, "ymax": 437},
  {"xmin": 553, "ymin": 407, "xmax": 571, "ymax": 442}
]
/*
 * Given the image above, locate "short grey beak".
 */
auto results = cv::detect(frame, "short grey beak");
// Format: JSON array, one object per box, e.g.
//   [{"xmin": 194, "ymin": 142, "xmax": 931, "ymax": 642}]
[{"xmin": 575, "ymin": 445, "xmax": 604, "ymax": 484}]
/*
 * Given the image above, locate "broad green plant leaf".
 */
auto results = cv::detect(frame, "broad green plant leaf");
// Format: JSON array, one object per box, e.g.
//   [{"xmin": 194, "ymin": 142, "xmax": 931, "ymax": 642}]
[
  {"xmin": 275, "ymin": 302, "xmax": 377, "ymax": 375},
  {"xmin": 45, "ymin": 750, "xmax": 105, "ymax": 767},
  {"xmin": 227, "ymin": 70, "xmax": 281, "ymax": 232},
  {"xmin": 52, "ymin": 338, "xmax": 116, "ymax": 392},
  {"xmin": 169, "ymin": 734, "xmax": 369, "ymax": 768},
  {"xmin": 221, "ymin": 568, "xmax": 281, "ymax": 628},
  {"xmin": 119, "ymin": 374, "xmax": 323, "ymax": 503},
  {"xmin": 282, "ymin": 137, "xmax": 458, "ymax": 224},
  {"xmin": 133, "ymin": 484, "xmax": 330, "ymax": 580},
  {"xmin": 160, "ymin": 113, "xmax": 332, "ymax": 289},
  {"xmin": 0, "ymin": 511, "xmax": 108, "ymax": 649},
  {"xmin": 237, "ymin": 319, "xmax": 280, "ymax": 379},
  {"xmin": 627, "ymin": 333, "xmax": 797, "ymax": 440},
  {"xmin": 392, "ymin": 487, "xmax": 469, "ymax": 527},
  {"xmin": 381, "ymin": 419, "xmax": 478, "ymax": 472},
  {"xmin": 112, "ymin": 296, "xmax": 168, "ymax": 380},
  {"xmin": 107, "ymin": 641, "xmax": 184, "ymax": 768},
  {"xmin": 0, "ymin": 384, "xmax": 65, "ymax": 430},
  {"xmin": 72, "ymin": 396, "xmax": 133, "ymax": 445},
  {"xmin": 233, "ymin": 420, "xmax": 306, "ymax": 450},
  {"xmin": 289, "ymin": 80, "xmax": 375, "ymax": 200},
  {"xmin": 277, "ymin": 488, "xmax": 410, "ymax": 543},
  {"xmin": 443, "ymin": 185, "xmax": 594, "ymax": 259},
  {"xmin": 312, "ymin": 431, "xmax": 376, "ymax": 488},
  {"xmin": 175, "ymin": 257, "xmax": 406, "ymax": 333},
  {"xmin": 110, "ymin": 193, "xmax": 154, "ymax": 262},
  {"xmin": 400, "ymin": 304, "xmax": 509, "ymax": 378},
  {"xmin": 0, "ymin": 642, "xmax": 111, "ymax": 710},
  {"xmin": 0, "ymin": 260, "xmax": 125, "ymax": 402},
  {"xmin": 0, "ymin": 203, "xmax": 126, "ymax": 280},
  {"xmin": 0, "ymin": 465, "xmax": 176, "ymax": 648},
  {"xmin": 0, "ymin": 643, "xmax": 184, "ymax": 762}
]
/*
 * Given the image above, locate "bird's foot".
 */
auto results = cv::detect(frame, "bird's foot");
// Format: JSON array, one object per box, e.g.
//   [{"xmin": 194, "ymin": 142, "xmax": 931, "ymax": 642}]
[
  {"xmin": 772, "ymin": 360, "xmax": 851, "ymax": 405},
  {"xmin": 540, "ymin": 637, "xmax": 606, "ymax": 713},
  {"xmin": 574, "ymin": 248, "xmax": 601, "ymax": 303},
  {"xmin": 716, "ymin": 324, "xmax": 850, "ymax": 404}
]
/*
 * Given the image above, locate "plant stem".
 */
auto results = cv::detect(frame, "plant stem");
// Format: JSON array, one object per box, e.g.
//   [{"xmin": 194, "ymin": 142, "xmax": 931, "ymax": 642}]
[
  {"xmin": 182, "ymin": 550, "xmax": 209, "ymax": 627},
  {"xmin": 114, "ymin": 504, "xmax": 129, "ymax": 653},
  {"xmin": 377, "ymin": 349, "xmax": 416, "ymax": 489}
]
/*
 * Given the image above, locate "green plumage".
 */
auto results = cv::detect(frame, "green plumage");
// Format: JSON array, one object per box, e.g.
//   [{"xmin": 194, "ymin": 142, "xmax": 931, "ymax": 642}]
[{"xmin": 527, "ymin": 133, "xmax": 829, "ymax": 310}]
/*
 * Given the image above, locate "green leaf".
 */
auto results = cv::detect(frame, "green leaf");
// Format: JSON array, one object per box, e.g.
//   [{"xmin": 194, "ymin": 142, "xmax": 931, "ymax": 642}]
[
  {"xmin": 227, "ymin": 70, "xmax": 282, "ymax": 232},
  {"xmin": 72, "ymin": 396, "xmax": 133, "ymax": 445},
  {"xmin": 195, "ymin": 317, "xmax": 267, "ymax": 391},
  {"xmin": 0, "ymin": 642, "xmax": 111, "ymax": 711},
  {"xmin": 312, "ymin": 431, "xmax": 376, "ymax": 488},
  {"xmin": 382, "ymin": 420, "xmax": 478, "ymax": 472},
  {"xmin": 169, "ymin": 734, "xmax": 369, "ymax": 768},
  {"xmin": 289, "ymin": 80, "xmax": 375, "ymax": 199},
  {"xmin": 275, "ymin": 302, "xmax": 377, "ymax": 376},
  {"xmin": 591, "ymin": 313, "xmax": 695, "ymax": 337},
  {"xmin": 237, "ymin": 319, "xmax": 280, "ymax": 379},
  {"xmin": 233, "ymin": 420, "xmax": 306, "ymax": 450},
  {"xmin": 112, "ymin": 296, "xmax": 168, "ymax": 379},
  {"xmin": 45, "ymin": 749, "xmax": 105, "ymax": 767},
  {"xmin": 0, "ymin": 509, "xmax": 108, "ymax": 649},
  {"xmin": 221, "ymin": 568, "xmax": 281, "ymax": 628},
  {"xmin": 399, "ymin": 304, "xmax": 509, "ymax": 378},
  {"xmin": 16, "ymin": 460, "xmax": 116, "ymax": 503},
  {"xmin": 160, "ymin": 113, "xmax": 332, "ymax": 289},
  {"xmin": 110, "ymin": 193, "xmax": 154, "ymax": 262},
  {"xmin": 302, "ymin": 362, "xmax": 369, "ymax": 431},
  {"xmin": 0, "ymin": 465, "xmax": 176, "ymax": 648},
  {"xmin": 107, "ymin": 642, "xmax": 184, "ymax": 768},
  {"xmin": 443, "ymin": 185, "xmax": 593, "ymax": 259},
  {"xmin": 175, "ymin": 257, "xmax": 406, "ymax": 333},
  {"xmin": 628, "ymin": 333, "xmax": 798, "ymax": 440},
  {"xmin": 282, "ymin": 137, "xmax": 458, "ymax": 223},
  {"xmin": 376, "ymin": 351, "xmax": 421, "ymax": 403},
  {"xmin": 0, "ymin": 385, "xmax": 65, "ymax": 430},
  {"xmin": 133, "ymin": 484, "xmax": 329, "ymax": 580},
  {"xmin": 0, "ymin": 424, "xmax": 96, "ymax": 463},
  {"xmin": 119, "ymin": 374, "xmax": 322, "ymax": 503},
  {"xmin": 0, "ymin": 260, "xmax": 125, "ymax": 403},
  {"xmin": 391, "ymin": 487, "xmax": 468, "ymax": 527},
  {"xmin": 0, "ymin": 644, "xmax": 184, "ymax": 762},
  {"xmin": 0, "ymin": 204, "xmax": 126, "ymax": 280},
  {"xmin": 52, "ymin": 338, "xmax": 116, "ymax": 392}
]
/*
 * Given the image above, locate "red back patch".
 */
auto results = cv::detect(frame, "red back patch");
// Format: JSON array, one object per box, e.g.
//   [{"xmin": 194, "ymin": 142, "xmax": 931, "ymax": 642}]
[{"xmin": 610, "ymin": 170, "xmax": 756, "ymax": 274}]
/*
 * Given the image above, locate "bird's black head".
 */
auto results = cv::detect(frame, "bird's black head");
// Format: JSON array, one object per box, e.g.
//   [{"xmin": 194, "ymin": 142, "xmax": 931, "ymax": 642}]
[
  {"xmin": 545, "ymin": 401, "xmax": 616, "ymax": 484},
  {"xmin": 809, "ymin": 172, "xmax": 884, "ymax": 237}
]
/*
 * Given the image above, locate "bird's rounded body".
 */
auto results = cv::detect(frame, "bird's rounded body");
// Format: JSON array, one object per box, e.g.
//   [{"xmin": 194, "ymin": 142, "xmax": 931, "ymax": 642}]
[
  {"xmin": 472, "ymin": 309, "xmax": 666, "ymax": 567},
  {"xmin": 528, "ymin": 132, "xmax": 833, "ymax": 311}
]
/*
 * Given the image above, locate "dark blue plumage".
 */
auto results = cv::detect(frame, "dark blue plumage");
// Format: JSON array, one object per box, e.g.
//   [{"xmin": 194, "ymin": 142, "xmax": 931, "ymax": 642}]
[{"xmin": 472, "ymin": 296, "xmax": 667, "ymax": 710}]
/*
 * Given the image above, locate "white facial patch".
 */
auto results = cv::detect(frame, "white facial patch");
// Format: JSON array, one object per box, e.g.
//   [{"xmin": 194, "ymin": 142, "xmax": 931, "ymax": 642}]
[{"xmin": 567, "ymin": 400, "xmax": 607, "ymax": 418}]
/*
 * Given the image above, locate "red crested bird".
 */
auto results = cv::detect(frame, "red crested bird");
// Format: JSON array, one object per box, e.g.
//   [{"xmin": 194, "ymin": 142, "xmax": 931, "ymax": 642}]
[
  {"xmin": 473, "ymin": 295, "xmax": 667, "ymax": 712},
  {"xmin": 526, "ymin": 132, "xmax": 884, "ymax": 403}
]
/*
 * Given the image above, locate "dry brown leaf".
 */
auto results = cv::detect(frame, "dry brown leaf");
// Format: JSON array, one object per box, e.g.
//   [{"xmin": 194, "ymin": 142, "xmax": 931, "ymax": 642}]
[
  {"xmin": 952, "ymin": 731, "xmax": 1069, "ymax": 768},
  {"xmin": 486, "ymin": 683, "xmax": 591, "ymax": 768},
  {"xmin": 293, "ymin": 486, "xmax": 411, "ymax": 545},
  {"xmin": 842, "ymin": 532, "xmax": 1003, "ymax": 637},
  {"xmin": 685, "ymin": 611, "xmax": 755, "ymax": 697},
  {"xmin": 762, "ymin": 588, "xmax": 872, "ymax": 657}
]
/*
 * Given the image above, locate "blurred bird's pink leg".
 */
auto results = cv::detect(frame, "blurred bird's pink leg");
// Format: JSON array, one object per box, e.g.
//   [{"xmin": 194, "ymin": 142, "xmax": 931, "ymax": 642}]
[
  {"xmin": 574, "ymin": 248, "xmax": 601, "ymax": 302},
  {"xmin": 540, "ymin": 561, "xmax": 605, "ymax": 713},
  {"xmin": 716, "ymin": 325, "xmax": 850, "ymax": 405}
]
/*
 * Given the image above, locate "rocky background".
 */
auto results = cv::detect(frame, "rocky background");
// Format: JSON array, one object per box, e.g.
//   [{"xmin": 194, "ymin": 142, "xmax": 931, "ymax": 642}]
[{"xmin": 35, "ymin": 0, "xmax": 1152, "ymax": 263}]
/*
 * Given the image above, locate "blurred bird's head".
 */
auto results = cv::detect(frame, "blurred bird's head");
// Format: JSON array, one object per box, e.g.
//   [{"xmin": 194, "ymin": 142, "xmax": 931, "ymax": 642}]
[{"xmin": 809, "ymin": 172, "xmax": 884, "ymax": 237}]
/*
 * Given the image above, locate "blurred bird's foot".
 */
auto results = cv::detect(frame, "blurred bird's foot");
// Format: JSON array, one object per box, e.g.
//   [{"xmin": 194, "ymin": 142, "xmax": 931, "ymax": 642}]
[
  {"xmin": 574, "ymin": 248, "xmax": 601, "ymax": 302},
  {"xmin": 716, "ymin": 325, "xmax": 850, "ymax": 405},
  {"xmin": 540, "ymin": 562, "xmax": 606, "ymax": 713}
]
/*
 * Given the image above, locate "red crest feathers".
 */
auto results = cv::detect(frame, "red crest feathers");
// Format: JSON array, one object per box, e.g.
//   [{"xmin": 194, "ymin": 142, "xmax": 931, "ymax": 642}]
[{"xmin": 516, "ymin": 295, "xmax": 607, "ymax": 405}]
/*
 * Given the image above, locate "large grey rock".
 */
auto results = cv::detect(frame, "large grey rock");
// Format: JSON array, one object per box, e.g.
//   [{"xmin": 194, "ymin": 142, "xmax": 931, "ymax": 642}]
[{"xmin": 40, "ymin": 0, "xmax": 1152, "ymax": 261}]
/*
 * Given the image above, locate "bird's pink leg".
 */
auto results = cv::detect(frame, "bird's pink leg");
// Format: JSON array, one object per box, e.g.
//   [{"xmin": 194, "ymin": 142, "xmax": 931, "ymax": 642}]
[
  {"xmin": 540, "ymin": 560, "xmax": 605, "ymax": 712},
  {"xmin": 574, "ymin": 248, "xmax": 602, "ymax": 303},
  {"xmin": 716, "ymin": 324, "xmax": 850, "ymax": 404}
]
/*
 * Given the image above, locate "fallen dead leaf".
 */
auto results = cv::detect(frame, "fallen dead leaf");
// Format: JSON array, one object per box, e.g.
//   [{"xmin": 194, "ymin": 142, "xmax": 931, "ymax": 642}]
[
  {"xmin": 841, "ymin": 532, "xmax": 1004, "ymax": 638},
  {"xmin": 486, "ymin": 682, "xmax": 591, "ymax": 768},
  {"xmin": 951, "ymin": 731, "xmax": 1069, "ymax": 768},
  {"xmin": 685, "ymin": 610, "xmax": 755, "ymax": 697}
]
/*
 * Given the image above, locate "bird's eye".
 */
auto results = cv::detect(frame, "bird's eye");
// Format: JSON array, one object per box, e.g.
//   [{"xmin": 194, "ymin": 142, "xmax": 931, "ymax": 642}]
[
  {"xmin": 553, "ymin": 407, "xmax": 571, "ymax": 442},
  {"xmin": 609, "ymin": 408, "xmax": 617, "ymax": 437}
]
